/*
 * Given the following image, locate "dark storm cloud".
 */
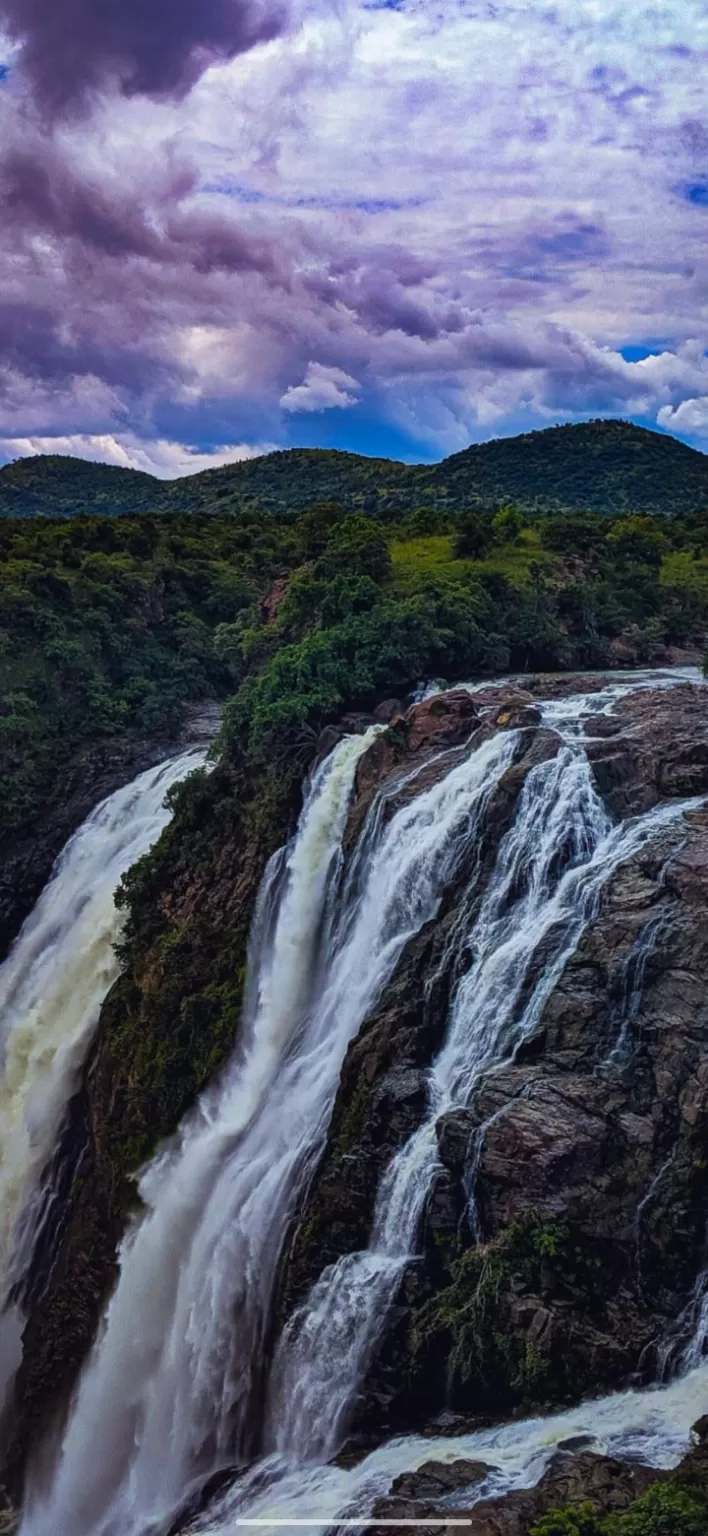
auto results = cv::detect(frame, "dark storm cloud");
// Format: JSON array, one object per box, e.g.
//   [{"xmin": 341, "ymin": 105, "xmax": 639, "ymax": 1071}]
[
  {"xmin": 0, "ymin": 0, "xmax": 288, "ymax": 116},
  {"xmin": 0, "ymin": 131, "xmax": 283, "ymax": 271},
  {"xmin": 0, "ymin": 0, "xmax": 706, "ymax": 462}
]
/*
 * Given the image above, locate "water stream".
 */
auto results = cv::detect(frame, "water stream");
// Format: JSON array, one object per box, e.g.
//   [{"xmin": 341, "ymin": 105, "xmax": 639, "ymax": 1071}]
[
  {"xmin": 0, "ymin": 750, "xmax": 206, "ymax": 1418},
  {"xmin": 11, "ymin": 670, "xmax": 708, "ymax": 1536}
]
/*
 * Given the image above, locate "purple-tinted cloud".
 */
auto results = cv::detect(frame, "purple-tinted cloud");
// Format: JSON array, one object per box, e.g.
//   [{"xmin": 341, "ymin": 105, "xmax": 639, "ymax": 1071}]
[
  {"xmin": 0, "ymin": 0, "xmax": 707, "ymax": 468},
  {"xmin": 0, "ymin": 0, "xmax": 287, "ymax": 116}
]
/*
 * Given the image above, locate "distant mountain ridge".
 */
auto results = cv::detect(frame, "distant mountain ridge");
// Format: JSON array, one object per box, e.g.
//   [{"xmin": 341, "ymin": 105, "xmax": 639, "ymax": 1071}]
[{"xmin": 2, "ymin": 419, "xmax": 708, "ymax": 520}]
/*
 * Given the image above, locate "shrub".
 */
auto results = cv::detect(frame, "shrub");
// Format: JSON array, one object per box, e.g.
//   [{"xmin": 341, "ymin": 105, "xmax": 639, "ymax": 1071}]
[
  {"xmin": 531, "ymin": 1504, "xmax": 602, "ymax": 1536},
  {"xmin": 532, "ymin": 1484, "xmax": 708, "ymax": 1536}
]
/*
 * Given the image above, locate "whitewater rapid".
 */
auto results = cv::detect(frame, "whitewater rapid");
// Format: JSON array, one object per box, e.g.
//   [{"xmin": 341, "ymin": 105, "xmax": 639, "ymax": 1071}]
[
  {"xmin": 15, "ymin": 670, "xmax": 708, "ymax": 1536},
  {"xmin": 190, "ymin": 1361, "xmax": 708, "ymax": 1534},
  {"xmin": 0, "ymin": 749, "xmax": 206, "ymax": 1416}
]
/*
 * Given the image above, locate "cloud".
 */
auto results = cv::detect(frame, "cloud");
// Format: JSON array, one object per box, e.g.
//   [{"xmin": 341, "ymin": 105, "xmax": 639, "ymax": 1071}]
[
  {"xmin": 280, "ymin": 362, "xmax": 362, "ymax": 413},
  {"xmin": 657, "ymin": 398, "xmax": 708, "ymax": 436},
  {"xmin": 0, "ymin": 0, "xmax": 287, "ymax": 117},
  {"xmin": 0, "ymin": 0, "xmax": 707, "ymax": 458},
  {"xmin": 0, "ymin": 433, "xmax": 276, "ymax": 477}
]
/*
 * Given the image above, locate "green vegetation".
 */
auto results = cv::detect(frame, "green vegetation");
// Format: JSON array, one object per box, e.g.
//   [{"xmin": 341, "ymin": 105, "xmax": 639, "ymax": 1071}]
[
  {"xmin": 4, "ymin": 489, "xmax": 708, "ymax": 848},
  {"xmin": 429, "ymin": 419, "xmax": 708, "ymax": 517},
  {"xmin": 0, "ymin": 454, "xmax": 162, "ymax": 519},
  {"xmin": 531, "ymin": 1484, "xmax": 708, "ymax": 1536},
  {"xmin": 4, "ymin": 420, "xmax": 708, "ymax": 522},
  {"xmin": 408, "ymin": 1212, "xmax": 578, "ymax": 1411},
  {"xmin": 532, "ymin": 1507, "xmax": 604, "ymax": 1536},
  {"xmin": 0, "ymin": 511, "xmax": 287, "ymax": 840}
]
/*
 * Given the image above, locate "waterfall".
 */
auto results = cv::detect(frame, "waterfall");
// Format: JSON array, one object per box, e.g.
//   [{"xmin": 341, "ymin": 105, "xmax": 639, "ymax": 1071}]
[
  {"xmin": 22, "ymin": 724, "xmax": 520, "ymax": 1536},
  {"xmin": 16, "ymin": 672, "xmax": 708, "ymax": 1536},
  {"xmin": 265, "ymin": 745, "xmax": 703, "ymax": 1464},
  {"xmin": 0, "ymin": 749, "xmax": 206, "ymax": 1418},
  {"xmin": 189, "ymin": 1360, "xmax": 708, "ymax": 1536}
]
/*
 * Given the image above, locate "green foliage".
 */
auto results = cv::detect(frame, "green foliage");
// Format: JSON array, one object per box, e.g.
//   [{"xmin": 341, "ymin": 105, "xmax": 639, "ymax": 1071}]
[
  {"xmin": 606, "ymin": 516, "xmax": 669, "ymax": 571},
  {"xmin": 5, "ymin": 421, "xmax": 708, "ymax": 524},
  {"xmin": 532, "ymin": 1484, "xmax": 708, "ymax": 1536},
  {"xmin": 317, "ymin": 515, "xmax": 392, "ymax": 583},
  {"xmin": 431, "ymin": 420, "xmax": 708, "ymax": 518},
  {"xmin": 0, "ymin": 454, "xmax": 162, "ymax": 519},
  {"xmin": 455, "ymin": 511, "xmax": 496, "ymax": 559},
  {"xmin": 406, "ymin": 504, "xmax": 454, "ymax": 536},
  {"xmin": 531, "ymin": 1504, "xmax": 602, "ymax": 1536},
  {"xmin": 410, "ymin": 1212, "xmax": 573, "ymax": 1407},
  {"xmin": 223, "ymin": 579, "xmax": 505, "ymax": 752},
  {"xmin": 0, "ymin": 512, "xmax": 282, "ymax": 840},
  {"xmin": 492, "ymin": 504, "xmax": 526, "ymax": 543},
  {"xmin": 605, "ymin": 1484, "xmax": 708, "ymax": 1535},
  {"xmin": 3, "ymin": 459, "xmax": 708, "ymax": 850},
  {"xmin": 294, "ymin": 500, "xmax": 345, "ymax": 559}
]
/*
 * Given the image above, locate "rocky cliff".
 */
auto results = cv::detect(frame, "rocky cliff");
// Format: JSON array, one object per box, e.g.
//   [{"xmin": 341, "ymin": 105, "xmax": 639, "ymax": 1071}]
[
  {"xmin": 1, "ymin": 729, "xmax": 304, "ymax": 1489},
  {"xmin": 276, "ymin": 679, "xmax": 708, "ymax": 1448},
  {"xmin": 6, "ymin": 673, "xmax": 708, "ymax": 1522},
  {"xmin": 0, "ymin": 704, "xmax": 222, "ymax": 965}
]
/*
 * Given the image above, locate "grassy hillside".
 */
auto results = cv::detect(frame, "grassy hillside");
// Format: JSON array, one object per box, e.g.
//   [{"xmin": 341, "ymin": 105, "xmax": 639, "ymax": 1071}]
[
  {"xmin": 0, "ymin": 455, "xmax": 163, "ymax": 519},
  {"xmin": 3, "ymin": 421, "xmax": 708, "ymax": 521},
  {"xmin": 167, "ymin": 448, "xmax": 414, "ymax": 519},
  {"xmin": 429, "ymin": 419, "xmax": 708, "ymax": 515},
  {"xmin": 389, "ymin": 528, "xmax": 556, "ymax": 594}
]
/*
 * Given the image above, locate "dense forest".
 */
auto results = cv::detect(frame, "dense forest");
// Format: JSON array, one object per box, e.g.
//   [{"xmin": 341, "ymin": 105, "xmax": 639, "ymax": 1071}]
[
  {"xmin": 3, "ymin": 489, "xmax": 708, "ymax": 847},
  {"xmin": 4, "ymin": 420, "xmax": 708, "ymax": 522}
]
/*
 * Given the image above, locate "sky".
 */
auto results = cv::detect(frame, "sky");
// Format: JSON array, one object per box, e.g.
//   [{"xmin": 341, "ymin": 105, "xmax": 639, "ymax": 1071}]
[{"xmin": 0, "ymin": 0, "xmax": 707, "ymax": 476}]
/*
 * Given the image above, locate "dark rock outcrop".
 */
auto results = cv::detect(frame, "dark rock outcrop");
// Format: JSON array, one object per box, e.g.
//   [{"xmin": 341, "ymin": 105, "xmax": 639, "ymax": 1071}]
[
  {"xmin": 8, "ymin": 673, "xmax": 708, "ymax": 1499},
  {"xmin": 0, "ymin": 703, "xmax": 221, "ymax": 964},
  {"xmin": 371, "ymin": 1450, "xmax": 666, "ymax": 1536},
  {"xmin": 2, "ymin": 739, "xmax": 301, "ymax": 1491},
  {"xmin": 276, "ymin": 679, "xmax": 708, "ymax": 1449}
]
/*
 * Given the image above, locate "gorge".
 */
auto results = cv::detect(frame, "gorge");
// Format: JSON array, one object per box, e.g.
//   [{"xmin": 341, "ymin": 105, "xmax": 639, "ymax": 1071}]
[{"xmin": 1, "ymin": 668, "xmax": 708, "ymax": 1535}]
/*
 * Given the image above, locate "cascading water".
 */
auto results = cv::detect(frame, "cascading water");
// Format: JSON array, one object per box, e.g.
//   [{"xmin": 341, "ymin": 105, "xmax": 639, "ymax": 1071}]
[
  {"xmin": 266, "ymin": 743, "xmax": 704, "ymax": 1464},
  {"xmin": 190, "ymin": 1360, "xmax": 708, "ymax": 1536},
  {"xmin": 23, "ymin": 724, "xmax": 518, "ymax": 1536},
  {"xmin": 0, "ymin": 749, "xmax": 206, "ymax": 1418},
  {"xmin": 16, "ymin": 671, "xmax": 708, "ymax": 1536}
]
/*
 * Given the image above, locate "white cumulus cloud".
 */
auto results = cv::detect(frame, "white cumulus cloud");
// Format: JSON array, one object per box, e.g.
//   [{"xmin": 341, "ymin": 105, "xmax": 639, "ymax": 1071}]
[
  {"xmin": 280, "ymin": 362, "xmax": 362, "ymax": 414},
  {"xmin": 657, "ymin": 399, "xmax": 708, "ymax": 437}
]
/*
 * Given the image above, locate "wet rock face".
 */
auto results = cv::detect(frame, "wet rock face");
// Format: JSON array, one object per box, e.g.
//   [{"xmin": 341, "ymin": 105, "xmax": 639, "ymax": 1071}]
[
  {"xmin": 9, "ymin": 672, "xmax": 708, "ymax": 1493},
  {"xmin": 276, "ymin": 676, "xmax": 708, "ymax": 1449},
  {"xmin": 371, "ymin": 1450, "xmax": 666, "ymax": 1536},
  {"xmin": 0, "ymin": 740, "xmax": 167, "ymax": 965},
  {"xmin": 345, "ymin": 690, "xmax": 483, "ymax": 843},
  {"xmin": 0, "ymin": 707, "xmax": 221, "ymax": 964},
  {"xmin": 2, "ymin": 744, "xmax": 303, "ymax": 1493}
]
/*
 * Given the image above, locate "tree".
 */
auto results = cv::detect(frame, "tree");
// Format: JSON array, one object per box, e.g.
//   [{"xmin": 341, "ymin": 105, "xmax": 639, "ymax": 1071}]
[
  {"xmin": 295, "ymin": 501, "xmax": 345, "ymax": 560},
  {"xmin": 605, "ymin": 516, "xmax": 668, "ymax": 571},
  {"xmin": 492, "ymin": 504, "xmax": 526, "ymax": 545},
  {"xmin": 454, "ymin": 511, "xmax": 496, "ymax": 559},
  {"xmin": 318, "ymin": 516, "xmax": 392, "ymax": 583}
]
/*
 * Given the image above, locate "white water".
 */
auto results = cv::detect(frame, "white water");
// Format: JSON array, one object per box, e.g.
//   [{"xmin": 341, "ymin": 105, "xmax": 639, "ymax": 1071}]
[
  {"xmin": 22, "ymin": 724, "xmax": 521, "ymax": 1536},
  {"xmin": 17, "ymin": 669, "xmax": 708, "ymax": 1536},
  {"xmin": 192, "ymin": 1361, "xmax": 708, "ymax": 1535},
  {"xmin": 266, "ymin": 741, "xmax": 704, "ymax": 1464},
  {"xmin": 0, "ymin": 749, "xmax": 206, "ymax": 1417}
]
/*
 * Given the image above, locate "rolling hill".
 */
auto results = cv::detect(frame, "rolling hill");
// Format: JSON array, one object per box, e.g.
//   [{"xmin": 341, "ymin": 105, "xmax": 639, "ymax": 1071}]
[
  {"xmin": 2, "ymin": 420, "xmax": 708, "ymax": 521},
  {"xmin": 0, "ymin": 454, "xmax": 164, "ymax": 519}
]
